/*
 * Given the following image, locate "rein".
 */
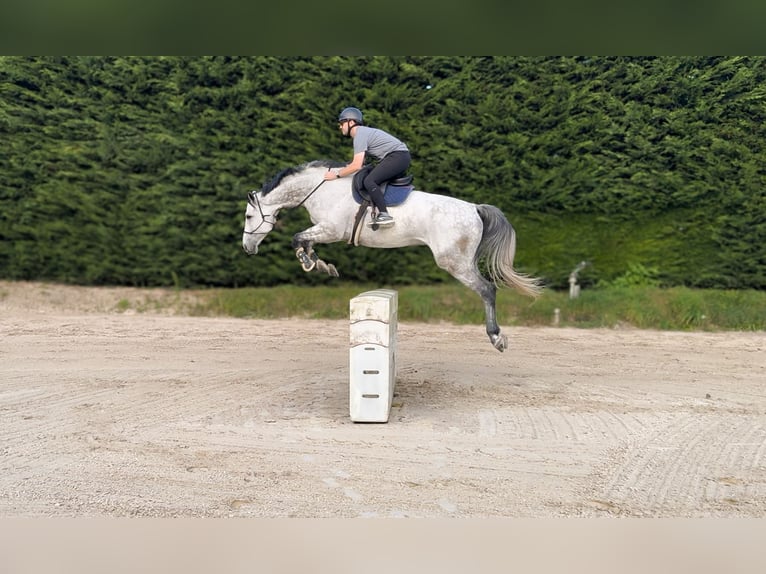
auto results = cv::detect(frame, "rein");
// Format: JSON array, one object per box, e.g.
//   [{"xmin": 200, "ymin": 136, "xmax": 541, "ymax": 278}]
[
  {"xmin": 244, "ymin": 177, "xmax": 326, "ymax": 236},
  {"xmin": 294, "ymin": 178, "xmax": 326, "ymax": 209}
]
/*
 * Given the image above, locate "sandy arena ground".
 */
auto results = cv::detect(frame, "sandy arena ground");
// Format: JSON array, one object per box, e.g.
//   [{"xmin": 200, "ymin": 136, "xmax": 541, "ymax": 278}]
[{"xmin": 1, "ymin": 281, "xmax": 765, "ymax": 517}]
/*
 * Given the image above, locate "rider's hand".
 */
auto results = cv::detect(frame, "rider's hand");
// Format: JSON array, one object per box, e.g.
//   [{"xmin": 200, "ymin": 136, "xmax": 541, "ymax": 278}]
[{"xmin": 324, "ymin": 168, "xmax": 341, "ymax": 181}]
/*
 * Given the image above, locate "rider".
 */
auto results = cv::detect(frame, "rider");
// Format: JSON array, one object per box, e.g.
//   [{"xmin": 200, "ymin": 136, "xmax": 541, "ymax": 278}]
[{"xmin": 323, "ymin": 106, "xmax": 411, "ymax": 227}]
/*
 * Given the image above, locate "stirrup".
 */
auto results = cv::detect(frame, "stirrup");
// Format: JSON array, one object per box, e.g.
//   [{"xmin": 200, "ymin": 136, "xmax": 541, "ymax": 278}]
[
  {"xmin": 369, "ymin": 215, "xmax": 394, "ymax": 227},
  {"xmin": 371, "ymin": 221, "xmax": 395, "ymax": 227}
]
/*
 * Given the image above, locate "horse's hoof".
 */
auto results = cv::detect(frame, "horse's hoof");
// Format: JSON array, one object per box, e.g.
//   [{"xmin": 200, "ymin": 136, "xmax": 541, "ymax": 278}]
[
  {"xmin": 327, "ymin": 264, "xmax": 339, "ymax": 277},
  {"xmin": 490, "ymin": 333, "xmax": 507, "ymax": 352}
]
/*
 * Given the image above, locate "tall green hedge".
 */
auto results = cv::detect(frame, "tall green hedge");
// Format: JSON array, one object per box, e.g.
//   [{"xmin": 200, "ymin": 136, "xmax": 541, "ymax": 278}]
[{"xmin": 1, "ymin": 56, "xmax": 764, "ymax": 289}]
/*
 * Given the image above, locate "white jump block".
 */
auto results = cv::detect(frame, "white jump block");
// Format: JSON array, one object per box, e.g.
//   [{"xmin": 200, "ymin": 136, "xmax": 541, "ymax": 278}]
[{"xmin": 349, "ymin": 289, "xmax": 398, "ymax": 423}]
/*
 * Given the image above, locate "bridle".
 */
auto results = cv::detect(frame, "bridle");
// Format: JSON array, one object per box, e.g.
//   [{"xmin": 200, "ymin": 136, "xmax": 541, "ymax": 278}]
[
  {"xmin": 243, "ymin": 190, "xmax": 276, "ymax": 236},
  {"xmin": 243, "ymin": 178, "xmax": 326, "ymax": 236}
]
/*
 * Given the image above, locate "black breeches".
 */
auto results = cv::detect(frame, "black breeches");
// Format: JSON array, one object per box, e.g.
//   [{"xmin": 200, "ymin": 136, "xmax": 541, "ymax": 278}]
[{"xmin": 363, "ymin": 151, "xmax": 411, "ymax": 212}]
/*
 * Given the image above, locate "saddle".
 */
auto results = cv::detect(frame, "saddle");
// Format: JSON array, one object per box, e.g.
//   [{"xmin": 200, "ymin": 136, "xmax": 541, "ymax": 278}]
[
  {"xmin": 348, "ymin": 165, "xmax": 415, "ymax": 244},
  {"xmin": 351, "ymin": 165, "xmax": 414, "ymax": 206}
]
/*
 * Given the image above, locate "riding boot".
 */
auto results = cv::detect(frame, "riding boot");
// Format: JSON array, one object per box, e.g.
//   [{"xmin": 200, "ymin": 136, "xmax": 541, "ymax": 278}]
[
  {"xmin": 366, "ymin": 186, "xmax": 394, "ymax": 226},
  {"xmin": 367, "ymin": 186, "xmax": 388, "ymax": 215}
]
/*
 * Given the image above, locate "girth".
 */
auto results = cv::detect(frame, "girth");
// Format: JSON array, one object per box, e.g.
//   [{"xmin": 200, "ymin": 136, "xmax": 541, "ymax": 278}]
[{"xmin": 348, "ymin": 165, "xmax": 415, "ymax": 245}]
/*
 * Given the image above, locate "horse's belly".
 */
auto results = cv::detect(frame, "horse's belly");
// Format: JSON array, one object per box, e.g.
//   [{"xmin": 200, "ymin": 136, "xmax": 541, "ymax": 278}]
[{"xmin": 358, "ymin": 233, "xmax": 427, "ymax": 249}]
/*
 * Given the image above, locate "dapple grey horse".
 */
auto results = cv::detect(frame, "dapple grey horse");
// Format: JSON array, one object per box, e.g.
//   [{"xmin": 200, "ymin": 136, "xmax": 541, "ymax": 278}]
[{"xmin": 243, "ymin": 160, "xmax": 542, "ymax": 351}]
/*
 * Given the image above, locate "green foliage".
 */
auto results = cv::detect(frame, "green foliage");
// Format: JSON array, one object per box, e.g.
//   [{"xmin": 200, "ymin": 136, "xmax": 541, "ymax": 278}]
[
  {"xmin": 184, "ymin": 284, "xmax": 766, "ymax": 331},
  {"xmin": 545, "ymin": 286, "xmax": 766, "ymax": 331},
  {"xmin": 598, "ymin": 263, "xmax": 661, "ymax": 288},
  {"xmin": 1, "ymin": 56, "xmax": 765, "ymax": 291}
]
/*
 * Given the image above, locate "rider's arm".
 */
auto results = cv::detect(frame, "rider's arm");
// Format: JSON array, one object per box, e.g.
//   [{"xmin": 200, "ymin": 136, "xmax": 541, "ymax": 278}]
[
  {"xmin": 339, "ymin": 152, "xmax": 365, "ymax": 177},
  {"xmin": 324, "ymin": 151, "xmax": 366, "ymax": 181}
]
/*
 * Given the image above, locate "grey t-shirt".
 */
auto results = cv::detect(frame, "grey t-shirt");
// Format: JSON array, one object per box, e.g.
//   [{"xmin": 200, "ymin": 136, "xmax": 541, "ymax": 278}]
[{"xmin": 353, "ymin": 126, "xmax": 409, "ymax": 160}]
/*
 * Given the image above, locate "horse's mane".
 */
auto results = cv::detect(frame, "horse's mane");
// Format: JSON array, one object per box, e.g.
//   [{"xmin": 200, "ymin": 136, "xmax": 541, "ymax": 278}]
[{"xmin": 261, "ymin": 159, "xmax": 345, "ymax": 195}]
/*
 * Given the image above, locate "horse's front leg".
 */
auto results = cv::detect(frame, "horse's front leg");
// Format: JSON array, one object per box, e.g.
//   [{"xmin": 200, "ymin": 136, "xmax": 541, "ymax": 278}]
[
  {"xmin": 291, "ymin": 226, "xmax": 340, "ymax": 277},
  {"xmin": 294, "ymin": 244, "xmax": 317, "ymax": 272}
]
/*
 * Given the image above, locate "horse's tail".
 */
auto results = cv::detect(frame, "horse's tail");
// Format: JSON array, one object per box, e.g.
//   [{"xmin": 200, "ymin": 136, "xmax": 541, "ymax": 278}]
[{"xmin": 476, "ymin": 204, "xmax": 543, "ymax": 298}]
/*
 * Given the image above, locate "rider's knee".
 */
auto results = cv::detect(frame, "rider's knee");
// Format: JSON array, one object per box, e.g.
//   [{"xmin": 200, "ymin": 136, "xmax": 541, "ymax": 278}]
[{"xmin": 363, "ymin": 175, "xmax": 379, "ymax": 191}]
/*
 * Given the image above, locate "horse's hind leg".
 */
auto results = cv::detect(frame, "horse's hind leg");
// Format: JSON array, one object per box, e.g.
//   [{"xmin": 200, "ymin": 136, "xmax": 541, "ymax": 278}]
[
  {"xmin": 473, "ymin": 278, "xmax": 507, "ymax": 352},
  {"xmin": 436, "ymin": 257, "xmax": 507, "ymax": 351}
]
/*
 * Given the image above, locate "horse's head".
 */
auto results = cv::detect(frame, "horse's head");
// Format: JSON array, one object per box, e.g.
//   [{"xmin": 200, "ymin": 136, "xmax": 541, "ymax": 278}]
[
  {"xmin": 242, "ymin": 190, "xmax": 278, "ymax": 255},
  {"xmin": 242, "ymin": 161, "xmax": 335, "ymax": 255}
]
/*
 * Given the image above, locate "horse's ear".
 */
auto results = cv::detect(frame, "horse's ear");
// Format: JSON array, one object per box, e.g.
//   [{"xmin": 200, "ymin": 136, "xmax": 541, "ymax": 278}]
[{"xmin": 247, "ymin": 191, "xmax": 257, "ymax": 207}]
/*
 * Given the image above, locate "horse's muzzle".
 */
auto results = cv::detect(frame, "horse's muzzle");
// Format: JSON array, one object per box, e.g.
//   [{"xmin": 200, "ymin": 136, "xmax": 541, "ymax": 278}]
[{"xmin": 242, "ymin": 238, "xmax": 259, "ymax": 255}]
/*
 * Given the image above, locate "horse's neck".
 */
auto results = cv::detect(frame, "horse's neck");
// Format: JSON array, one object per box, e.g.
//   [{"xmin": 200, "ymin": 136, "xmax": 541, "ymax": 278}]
[{"xmin": 275, "ymin": 171, "xmax": 323, "ymax": 208}]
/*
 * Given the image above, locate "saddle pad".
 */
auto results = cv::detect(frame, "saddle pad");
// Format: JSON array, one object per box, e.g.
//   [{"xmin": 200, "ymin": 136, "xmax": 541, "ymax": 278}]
[{"xmin": 352, "ymin": 184, "xmax": 413, "ymax": 206}]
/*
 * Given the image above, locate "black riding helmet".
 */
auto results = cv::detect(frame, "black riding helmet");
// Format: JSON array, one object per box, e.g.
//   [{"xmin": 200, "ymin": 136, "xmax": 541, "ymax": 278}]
[{"xmin": 338, "ymin": 106, "xmax": 363, "ymax": 124}]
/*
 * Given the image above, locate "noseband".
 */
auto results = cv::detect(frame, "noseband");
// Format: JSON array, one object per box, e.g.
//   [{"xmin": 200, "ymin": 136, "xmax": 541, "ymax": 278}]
[
  {"xmin": 243, "ymin": 178, "xmax": 326, "ymax": 236},
  {"xmin": 243, "ymin": 190, "xmax": 277, "ymax": 236}
]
